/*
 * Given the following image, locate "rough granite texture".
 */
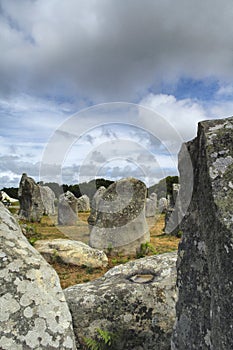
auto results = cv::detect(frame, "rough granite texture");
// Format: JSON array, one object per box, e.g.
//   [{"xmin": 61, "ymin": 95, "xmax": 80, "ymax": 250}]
[
  {"xmin": 0, "ymin": 203, "xmax": 77, "ymax": 350},
  {"xmin": 65, "ymin": 252, "xmax": 177, "ymax": 350},
  {"xmin": 58, "ymin": 191, "xmax": 78, "ymax": 226},
  {"xmin": 172, "ymin": 116, "xmax": 233, "ymax": 349},
  {"xmin": 89, "ymin": 178, "xmax": 149, "ymax": 254},
  {"xmin": 34, "ymin": 239, "xmax": 108, "ymax": 268}
]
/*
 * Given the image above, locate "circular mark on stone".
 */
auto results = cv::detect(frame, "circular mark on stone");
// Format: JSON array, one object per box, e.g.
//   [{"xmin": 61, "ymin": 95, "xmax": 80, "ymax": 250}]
[{"xmin": 129, "ymin": 273, "xmax": 155, "ymax": 284}]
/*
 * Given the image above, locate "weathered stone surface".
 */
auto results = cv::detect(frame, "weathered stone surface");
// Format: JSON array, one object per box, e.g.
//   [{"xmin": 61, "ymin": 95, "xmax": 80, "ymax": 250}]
[
  {"xmin": 158, "ymin": 197, "xmax": 167, "ymax": 213},
  {"xmin": 164, "ymin": 184, "xmax": 181, "ymax": 236},
  {"xmin": 77, "ymin": 195, "xmax": 90, "ymax": 212},
  {"xmin": 58, "ymin": 191, "xmax": 78, "ymax": 226},
  {"xmin": 0, "ymin": 202, "xmax": 76, "ymax": 350},
  {"xmin": 145, "ymin": 198, "xmax": 156, "ymax": 217},
  {"xmin": 18, "ymin": 173, "xmax": 44, "ymax": 222},
  {"xmin": 40, "ymin": 186, "xmax": 56, "ymax": 215},
  {"xmin": 65, "ymin": 252, "xmax": 177, "ymax": 350},
  {"xmin": 89, "ymin": 178, "xmax": 149, "ymax": 255},
  {"xmin": 87, "ymin": 186, "xmax": 106, "ymax": 227},
  {"xmin": 34, "ymin": 239, "xmax": 108, "ymax": 267},
  {"xmin": 172, "ymin": 117, "xmax": 233, "ymax": 349},
  {"xmin": 18, "ymin": 174, "xmax": 56, "ymax": 221}
]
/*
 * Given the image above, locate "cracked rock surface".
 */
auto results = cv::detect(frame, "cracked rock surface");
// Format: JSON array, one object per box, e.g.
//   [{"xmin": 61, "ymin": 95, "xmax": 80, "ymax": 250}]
[
  {"xmin": 172, "ymin": 116, "xmax": 233, "ymax": 350},
  {"xmin": 65, "ymin": 252, "xmax": 177, "ymax": 350}
]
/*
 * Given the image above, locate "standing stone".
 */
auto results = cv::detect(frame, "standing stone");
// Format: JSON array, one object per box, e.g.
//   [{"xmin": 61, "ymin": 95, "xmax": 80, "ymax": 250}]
[
  {"xmin": 164, "ymin": 184, "xmax": 181, "ymax": 236},
  {"xmin": 77, "ymin": 194, "xmax": 90, "ymax": 212},
  {"xmin": 18, "ymin": 173, "xmax": 44, "ymax": 222},
  {"xmin": 150, "ymin": 192, "xmax": 158, "ymax": 204},
  {"xmin": 89, "ymin": 178, "xmax": 149, "ymax": 255},
  {"xmin": 0, "ymin": 202, "xmax": 76, "ymax": 350},
  {"xmin": 87, "ymin": 186, "xmax": 106, "ymax": 227},
  {"xmin": 145, "ymin": 192, "xmax": 158, "ymax": 217},
  {"xmin": 158, "ymin": 197, "xmax": 167, "ymax": 213},
  {"xmin": 172, "ymin": 117, "xmax": 233, "ymax": 350},
  {"xmin": 65, "ymin": 252, "xmax": 177, "ymax": 350},
  {"xmin": 172, "ymin": 183, "xmax": 180, "ymax": 205},
  {"xmin": 58, "ymin": 191, "xmax": 78, "ymax": 226},
  {"xmin": 145, "ymin": 198, "xmax": 156, "ymax": 217},
  {"xmin": 40, "ymin": 186, "xmax": 56, "ymax": 215}
]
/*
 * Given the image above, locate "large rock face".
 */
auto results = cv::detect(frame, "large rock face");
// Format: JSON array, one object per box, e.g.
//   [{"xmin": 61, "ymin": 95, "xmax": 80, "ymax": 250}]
[
  {"xmin": 89, "ymin": 178, "xmax": 150, "ymax": 255},
  {"xmin": 58, "ymin": 191, "xmax": 78, "ymax": 226},
  {"xmin": 18, "ymin": 173, "xmax": 44, "ymax": 222},
  {"xmin": 65, "ymin": 252, "xmax": 177, "ymax": 350},
  {"xmin": 34, "ymin": 239, "xmax": 108, "ymax": 268},
  {"xmin": 172, "ymin": 117, "xmax": 233, "ymax": 349},
  {"xmin": 77, "ymin": 195, "xmax": 90, "ymax": 212},
  {"xmin": 0, "ymin": 203, "xmax": 76, "ymax": 350}
]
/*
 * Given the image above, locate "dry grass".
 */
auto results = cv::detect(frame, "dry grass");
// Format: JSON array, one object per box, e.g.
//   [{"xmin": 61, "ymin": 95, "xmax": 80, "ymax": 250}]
[{"xmin": 21, "ymin": 212, "xmax": 180, "ymax": 289}]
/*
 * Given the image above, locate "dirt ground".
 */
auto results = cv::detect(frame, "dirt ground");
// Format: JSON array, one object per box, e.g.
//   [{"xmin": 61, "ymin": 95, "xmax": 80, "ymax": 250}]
[{"xmin": 20, "ymin": 212, "xmax": 180, "ymax": 289}]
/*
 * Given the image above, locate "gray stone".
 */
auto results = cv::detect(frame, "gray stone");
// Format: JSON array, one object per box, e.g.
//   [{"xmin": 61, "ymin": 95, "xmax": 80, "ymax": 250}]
[
  {"xmin": 172, "ymin": 116, "xmax": 233, "ymax": 350},
  {"xmin": 89, "ymin": 178, "xmax": 150, "ymax": 255},
  {"xmin": 34, "ymin": 239, "xmax": 108, "ymax": 268},
  {"xmin": 87, "ymin": 186, "xmax": 106, "ymax": 227},
  {"xmin": 58, "ymin": 191, "xmax": 78, "ymax": 226},
  {"xmin": 0, "ymin": 202, "xmax": 76, "ymax": 350},
  {"xmin": 164, "ymin": 184, "xmax": 181, "ymax": 236},
  {"xmin": 145, "ymin": 198, "xmax": 156, "ymax": 217},
  {"xmin": 158, "ymin": 197, "xmax": 167, "ymax": 213},
  {"xmin": 18, "ymin": 173, "xmax": 44, "ymax": 222},
  {"xmin": 77, "ymin": 194, "xmax": 90, "ymax": 212},
  {"xmin": 172, "ymin": 183, "xmax": 180, "ymax": 205},
  {"xmin": 65, "ymin": 252, "xmax": 177, "ymax": 350},
  {"xmin": 40, "ymin": 186, "xmax": 56, "ymax": 216}
]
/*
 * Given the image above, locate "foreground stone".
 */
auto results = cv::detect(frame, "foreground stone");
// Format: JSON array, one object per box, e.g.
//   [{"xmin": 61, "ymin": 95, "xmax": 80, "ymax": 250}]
[
  {"xmin": 58, "ymin": 191, "xmax": 78, "ymax": 226},
  {"xmin": 0, "ymin": 203, "xmax": 76, "ymax": 350},
  {"xmin": 89, "ymin": 178, "xmax": 150, "ymax": 255},
  {"xmin": 172, "ymin": 117, "xmax": 233, "ymax": 349},
  {"xmin": 77, "ymin": 195, "xmax": 90, "ymax": 212},
  {"xmin": 65, "ymin": 252, "xmax": 177, "ymax": 350},
  {"xmin": 34, "ymin": 239, "xmax": 108, "ymax": 268}
]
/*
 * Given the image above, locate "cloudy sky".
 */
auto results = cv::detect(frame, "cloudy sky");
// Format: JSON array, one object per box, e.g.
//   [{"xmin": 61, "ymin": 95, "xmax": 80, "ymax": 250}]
[{"xmin": 1, "ymin": 0, "xmax": 233, "ymax": 189}]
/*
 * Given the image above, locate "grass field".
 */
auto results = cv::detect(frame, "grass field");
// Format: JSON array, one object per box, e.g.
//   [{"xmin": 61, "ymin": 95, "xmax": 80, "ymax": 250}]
[{"xmin": 19, "ymin": 212, "xmax": 180, "ymax": 289}]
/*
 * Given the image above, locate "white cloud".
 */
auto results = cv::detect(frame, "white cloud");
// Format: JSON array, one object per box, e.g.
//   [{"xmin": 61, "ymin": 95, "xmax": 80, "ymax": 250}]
[{"xmin": 140, "ymin": 93, "xmax": 208, "ymax": 141}]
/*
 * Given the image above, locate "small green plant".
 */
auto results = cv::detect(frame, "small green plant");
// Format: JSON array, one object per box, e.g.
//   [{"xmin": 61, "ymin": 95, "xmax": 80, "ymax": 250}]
[
  {"xmin": 106, "ymin": 243, "xmax": 113, "ymax": 256},
  {"xmin": 136, "ymin": 242, "xmax": 156, "ymax": 258},
  {"xmin": 83, "ymin": 328, "xmax": 116, "ymax": 350},
  {"xmin": 176, "ymin": 230, "xmax": 183, "ymax": 238},
  {"xmin": 28, "ymin": 237, "xmax": 38, "ymax": 246},
  {"xmin": 51, "ymin": 249, "xmax": 59, "ymax": 262},
  {"xmin": 85, "ymin": 266, "xmax": 94, "ymax": 274}
]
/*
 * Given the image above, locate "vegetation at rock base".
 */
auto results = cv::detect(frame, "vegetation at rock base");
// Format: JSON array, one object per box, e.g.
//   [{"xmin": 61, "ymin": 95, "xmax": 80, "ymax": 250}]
[
  {"xmin": 83, "ymin": 328, "xmax": 117, "ymax": 350},
  {"xmin": 19, "ymin": 212, "xmax": 180, "ymax": 289}
]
